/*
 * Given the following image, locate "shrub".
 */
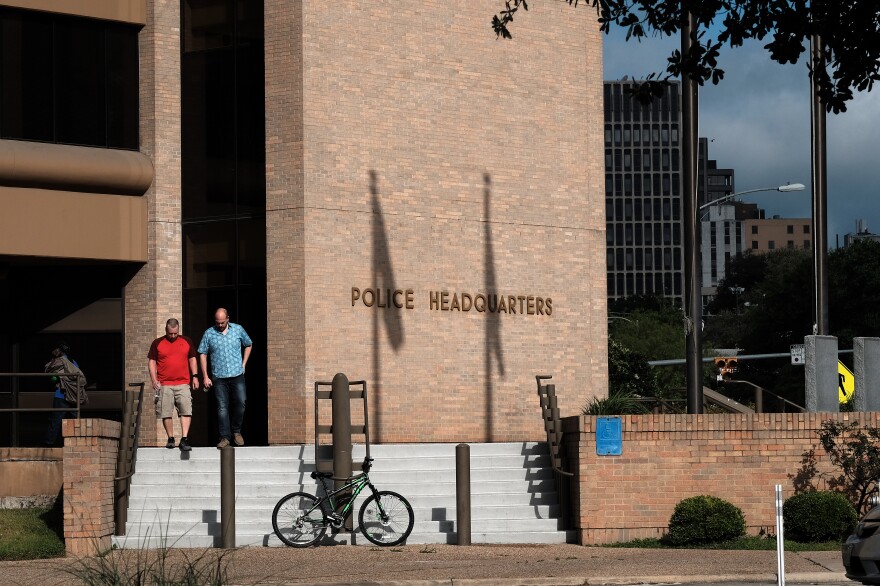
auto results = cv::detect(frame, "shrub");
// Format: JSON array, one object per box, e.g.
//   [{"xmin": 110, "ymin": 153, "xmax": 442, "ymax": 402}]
[
  {"xmin": 783, "ymin": 490, "xmax": 858, "ymax": 542},
  {"xmin": 583, "ymin": 390, "xmax": 649, "ymax": 415},
  {"xmin": 816, "ymin": 420, "xmax": 880, "ymax": 513},
  {"xmin": 664, "ymin": 495, "xmax": 746, "ymax": 546}
]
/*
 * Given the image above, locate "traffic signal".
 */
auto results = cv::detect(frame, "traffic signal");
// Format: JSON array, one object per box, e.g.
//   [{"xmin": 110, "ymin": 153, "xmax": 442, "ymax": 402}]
[{"xmin": 714, "ymin": 357, "xmax": 738, "ymax": 380}]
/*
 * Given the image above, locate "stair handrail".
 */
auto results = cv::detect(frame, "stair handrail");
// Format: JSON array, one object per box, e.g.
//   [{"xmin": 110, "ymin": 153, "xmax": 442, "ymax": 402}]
[
  {"xmin": 114, "ymin": 382, "xmax": 145, "ymax": 536},
  {"xmin": 535, "ymin": 375, "xmax": 572, "ymax": 477}
]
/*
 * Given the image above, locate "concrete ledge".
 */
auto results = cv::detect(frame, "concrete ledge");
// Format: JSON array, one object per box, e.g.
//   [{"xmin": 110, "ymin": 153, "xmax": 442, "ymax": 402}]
[{"xmin": 0, "ymin": 448, "xmax": 63, "ymax": 501}]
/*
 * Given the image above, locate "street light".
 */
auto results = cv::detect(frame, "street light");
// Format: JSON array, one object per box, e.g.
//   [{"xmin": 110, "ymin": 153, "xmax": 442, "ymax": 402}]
[
  {"xmin": 699, "ymin": 183, "xmax": 806, "ymax": 215},
  {"xmin": 685, "ymin": 181, "xmax": 805, "ymax": 413}
]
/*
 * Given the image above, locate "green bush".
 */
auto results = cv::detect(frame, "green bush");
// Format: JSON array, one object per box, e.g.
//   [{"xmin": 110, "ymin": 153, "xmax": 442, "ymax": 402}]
[
  {"xmin": 664, "ymin": 495, "xmax": 746, "ymax": 546},
  {"xmin": 583, "ymin": 390, "xmax": 649, "ymax": 415},
  {"xmin": 783, "ymin": 490, "xmax": 858, "ymax": 542}
]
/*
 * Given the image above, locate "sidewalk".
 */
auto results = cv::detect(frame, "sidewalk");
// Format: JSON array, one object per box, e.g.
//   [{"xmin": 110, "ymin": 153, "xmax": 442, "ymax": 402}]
[{"xmin": 0, "ymin": 543, "xmax": 849, "ymax": 586}]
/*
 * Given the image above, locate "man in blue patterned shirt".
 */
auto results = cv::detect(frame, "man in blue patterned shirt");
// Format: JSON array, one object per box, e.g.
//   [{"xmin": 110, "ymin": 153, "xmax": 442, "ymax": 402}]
[{"xmin": 198, "ymin": 308, "xmax": 253, "ymax": 448}]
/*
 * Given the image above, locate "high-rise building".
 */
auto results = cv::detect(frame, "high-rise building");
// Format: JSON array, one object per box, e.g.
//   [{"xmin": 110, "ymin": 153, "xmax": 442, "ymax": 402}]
[{"xmin": 604, "ymin": 80, "xmax": 684, "ymax": 305}]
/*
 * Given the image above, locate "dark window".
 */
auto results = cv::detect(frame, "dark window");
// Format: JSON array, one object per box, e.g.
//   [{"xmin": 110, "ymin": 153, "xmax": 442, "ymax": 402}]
[
  {"xmin": 752, "ymin": 241, "xmax": 758, "ymax": 249},
  {"xmin": 804, "ymin": 225, "xmax": 811, "ymax": 234},
  {"xmin": 0, "ymin": 7, "xmax": 138, "ymax": 149},
  {"xmin": 804, "ymin": 239, "xmax": 811, "ymax": 248},
  {"xmin": 751, "ymin": 225, "xmax": 758, "ymax": 234},
  {"xmin": 768, "ymin": 240, "xmax": 775, "ymax": 250},
  {"xmin": 0, "ymin": 10, "xmax": 53, "ymax": 141},
  {"xmin": 787, "ymin": 225, "xmax": 794, "ymax": 234},
  {"xmin": 182, "ymin": 0, "xmax": 267, "ymax": 446},
  {"xmin": 787, "ymin": 240, "xmax": 794, "ymax": 248},
  {"xmin": 55, "ymin": 18, "xmax": 106, "ymax": 146},
  {"xmin": 182, "ymin": 0, "xmax": 266, "ymax": 219}
]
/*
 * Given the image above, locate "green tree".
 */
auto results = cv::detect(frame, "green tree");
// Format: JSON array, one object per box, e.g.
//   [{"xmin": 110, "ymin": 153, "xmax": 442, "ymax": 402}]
[
  {"xmin": 492, "ymin": 0, "xmax": 880, "ymax": 112},
  {"xmin": 608, "ymin": 296, "xmax": 714, "ymax": 401},
  {"xmin": 608, "ymin": 338, "xmax": 656, "ymax": 398},
  {"xmin": 828, "ymin": 239, "xmax": 880, "ymax": 348},
  {"xmin": 706, "ymin": 248, "xmax": 813, "ymax": 354}
]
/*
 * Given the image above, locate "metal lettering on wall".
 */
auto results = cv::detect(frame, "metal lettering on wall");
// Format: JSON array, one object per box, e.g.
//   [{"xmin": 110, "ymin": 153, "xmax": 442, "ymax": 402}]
[{"xmin": 351, "ymin": 288, "xmax": 553, "ymax": 316}]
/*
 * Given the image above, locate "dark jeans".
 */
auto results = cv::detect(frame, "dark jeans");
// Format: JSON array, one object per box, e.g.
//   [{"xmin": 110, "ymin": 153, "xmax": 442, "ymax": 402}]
[
  {"xmin": 214, "ymin": 374, "xmax": 246, "ymax": 440},
  {"xmin": 45, "ymin": 397, "xmax": 75, "ymax": 446}
]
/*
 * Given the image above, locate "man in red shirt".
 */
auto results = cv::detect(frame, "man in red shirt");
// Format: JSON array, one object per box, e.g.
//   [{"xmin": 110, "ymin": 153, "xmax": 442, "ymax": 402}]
[{"xmin": 148, "ymin": 318, "xmax": 200, "ymax": 451}]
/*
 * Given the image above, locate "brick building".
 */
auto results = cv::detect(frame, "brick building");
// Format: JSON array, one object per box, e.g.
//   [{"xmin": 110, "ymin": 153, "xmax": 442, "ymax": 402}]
[
  {"xmin": 0, "ymin": 1, "xmax": 607, "ymax": 447},
  {"xmin": 743, "ymin": 217, "xmax": 812, "ymax": 254}
]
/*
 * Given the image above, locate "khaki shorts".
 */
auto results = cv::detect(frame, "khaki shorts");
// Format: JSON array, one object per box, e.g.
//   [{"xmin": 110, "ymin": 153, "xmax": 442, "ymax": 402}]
[{"xmin": 155, "ymin": 384, "xmax": 193, "ymax": 419}]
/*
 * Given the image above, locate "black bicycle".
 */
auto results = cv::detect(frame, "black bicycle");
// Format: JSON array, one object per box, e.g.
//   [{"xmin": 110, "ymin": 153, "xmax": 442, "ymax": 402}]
[{"xmin": 272, "ymin": 457, "xmax": 415, "ymax": 547}]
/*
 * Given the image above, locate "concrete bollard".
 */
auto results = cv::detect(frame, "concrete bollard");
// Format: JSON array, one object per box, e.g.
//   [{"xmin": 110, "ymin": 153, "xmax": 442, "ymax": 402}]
[
  {"xmin": 331, "ymin": 373, "xmax": 353, "ymax": 531},
  {"xmin": 805, "ymin": 335, "xmax": 839, "ymax": 412},
  {"xmin": 855, "ymin": 337, "xmax": 880, "ymax": 411},
  {"xmin": 456, "ymin": 443, "xmax": 471, "ymax": 545},
  {"xmin": 221, "ymin": 446, "xmax": 235, "ymax": 548}
]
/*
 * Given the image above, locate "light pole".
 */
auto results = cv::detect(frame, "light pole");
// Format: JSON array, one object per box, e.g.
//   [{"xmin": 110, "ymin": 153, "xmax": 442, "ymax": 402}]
[
  {"xmin": 698, "ymin": 183, "xmax": 806, "ymax": 216},
  {"xmin": 681, "ymin": 9, "xmax": 701, "ymax": 414},
  {"xmin": 689, "ymin": 182, "xmax": 805, "ymax": 411}
]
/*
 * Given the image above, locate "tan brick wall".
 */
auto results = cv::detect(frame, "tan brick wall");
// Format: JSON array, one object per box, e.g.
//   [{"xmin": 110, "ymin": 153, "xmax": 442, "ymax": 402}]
[
  {"xmin": 266, "ymin": 1, "xmax": 607, "ymax": 443},
  {"xmin": 568, "ymin": 413, "xmax": 880, "ymax": 545},
  {"xmin": 265, "ymin": 1, "xmax": 308, "ymax": 443},
  {"xmin": 124, "ymin": 0, "xmax": 183, "ymax": 446},
  {"xmin": 62, "ymin": 419, "xmax": 121, "ymax": 557}
]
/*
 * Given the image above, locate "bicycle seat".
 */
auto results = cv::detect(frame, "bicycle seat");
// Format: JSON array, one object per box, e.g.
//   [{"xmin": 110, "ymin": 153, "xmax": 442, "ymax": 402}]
[{"xmin": 310, "ymin": 471, "xmax": 333, "ymax": 479}]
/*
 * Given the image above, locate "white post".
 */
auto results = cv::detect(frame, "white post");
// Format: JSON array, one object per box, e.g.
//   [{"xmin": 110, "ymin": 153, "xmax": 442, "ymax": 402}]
[{"xmin": 775, "ymin": 484, "xmax": 786, "ymax": 586}]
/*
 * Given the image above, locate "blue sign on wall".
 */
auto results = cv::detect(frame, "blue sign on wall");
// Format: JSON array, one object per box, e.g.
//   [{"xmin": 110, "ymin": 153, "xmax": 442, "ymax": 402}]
[{"xmin": 596, "ymin": 416, "xmax": 622, "ymax": 456}]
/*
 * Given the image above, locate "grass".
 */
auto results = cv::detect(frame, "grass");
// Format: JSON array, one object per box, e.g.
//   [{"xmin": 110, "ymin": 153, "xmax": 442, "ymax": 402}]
[
  {"xmin": 0, "ymin": 505, "xmax": 65, "ymax": 560},
  {"xmin": 604, "ymin": 535, "xmax": 843, "ymax": 551}
]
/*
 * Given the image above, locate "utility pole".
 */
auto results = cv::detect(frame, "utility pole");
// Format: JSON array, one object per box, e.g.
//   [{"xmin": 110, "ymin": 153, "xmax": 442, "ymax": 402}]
[
  {"xmin": 810, "ymin": 32, "xmax": 829, "ymax": 335},
  {"xmin": 682, "ymin": 10, "xmax": 703, "ymax": 413}
]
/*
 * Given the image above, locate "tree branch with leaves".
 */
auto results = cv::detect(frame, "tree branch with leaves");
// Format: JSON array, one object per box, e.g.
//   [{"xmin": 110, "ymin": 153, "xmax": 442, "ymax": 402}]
[{"xmin": 492, "ymin": 0, "xmax": 880, "ymax": 113}]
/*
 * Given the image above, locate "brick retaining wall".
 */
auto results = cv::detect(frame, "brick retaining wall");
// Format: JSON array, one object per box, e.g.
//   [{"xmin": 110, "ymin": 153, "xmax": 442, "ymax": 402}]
[
  {"xmin": 62, "ymin": 419, "xmax": 121, "ymax": 557},
  {"xmin": 565, "ymin": 412, "xmax": 880, "ymax": 545}
]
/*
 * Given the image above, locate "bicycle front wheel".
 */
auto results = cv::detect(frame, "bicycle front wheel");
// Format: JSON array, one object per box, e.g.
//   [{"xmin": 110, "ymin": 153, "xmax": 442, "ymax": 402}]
[
  {"xmin": 358, "ymin": 490, "xmax": 414, "ymax": 546},
  {"xmin": 272, "ymin": 492, "xmax": 327, "ymax": 547}
]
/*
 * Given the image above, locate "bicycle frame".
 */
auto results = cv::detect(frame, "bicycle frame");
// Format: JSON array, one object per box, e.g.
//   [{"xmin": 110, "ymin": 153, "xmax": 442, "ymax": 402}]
[{"xmin": 314, "ymin": 472, "xmax": 378, "ymax": 522}]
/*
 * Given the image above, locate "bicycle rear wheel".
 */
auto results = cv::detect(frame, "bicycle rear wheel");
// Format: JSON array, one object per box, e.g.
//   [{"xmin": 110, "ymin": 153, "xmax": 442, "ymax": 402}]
[
  {"xmin": 358, "ymin": 490, "xmax": 414, "ymax": 546},
  {"xmin": 272, "ymin": 492, "xmax": 327, "ymax": 547}
]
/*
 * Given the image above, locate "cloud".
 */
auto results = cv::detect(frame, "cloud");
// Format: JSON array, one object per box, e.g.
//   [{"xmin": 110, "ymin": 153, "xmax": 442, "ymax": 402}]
[{"xmin": 604, "ymin": 30, "xmax": 880, "ymax": 243}]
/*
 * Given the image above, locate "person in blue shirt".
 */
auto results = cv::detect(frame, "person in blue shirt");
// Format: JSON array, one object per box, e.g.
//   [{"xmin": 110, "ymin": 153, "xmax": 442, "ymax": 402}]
[{"xmin": 198, "ymin": 308, "xmax": 253, "ymax": 449}]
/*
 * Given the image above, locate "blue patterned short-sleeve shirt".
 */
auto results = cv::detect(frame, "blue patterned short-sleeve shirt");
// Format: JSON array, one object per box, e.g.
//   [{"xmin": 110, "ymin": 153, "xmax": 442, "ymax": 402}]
[{"xmin": 198, "ymin": 322, "xmax": 253, "ymax": 379}]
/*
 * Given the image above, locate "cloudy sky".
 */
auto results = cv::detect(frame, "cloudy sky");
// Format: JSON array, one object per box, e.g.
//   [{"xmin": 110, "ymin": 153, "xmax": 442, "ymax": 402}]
[{"xmin": 603, "ymin": 27, "xmax": 880, "ymax": 245}]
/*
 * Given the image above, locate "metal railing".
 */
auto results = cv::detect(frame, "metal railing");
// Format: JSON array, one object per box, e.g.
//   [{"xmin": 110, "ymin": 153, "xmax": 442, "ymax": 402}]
[
  {"xmin": 114, "ymin": 383, "xmax": 145, "ymax": 535},
  {"xmin": 0, "ymin": 372, "xmax": 86, "ymax": 447},
  {"xmin": 535, "ymin": 375, "xmax": 572, "ymax": 531}
]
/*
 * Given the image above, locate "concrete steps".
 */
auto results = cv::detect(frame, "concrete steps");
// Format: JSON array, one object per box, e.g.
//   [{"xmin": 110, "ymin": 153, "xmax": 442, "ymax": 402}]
[{"xmin": 114, "ymin": 442, "xmax": 573, "ymax": 548}]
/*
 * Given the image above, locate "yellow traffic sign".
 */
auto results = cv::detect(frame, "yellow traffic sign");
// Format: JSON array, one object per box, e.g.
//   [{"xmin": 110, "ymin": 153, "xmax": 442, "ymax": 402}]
[{"xmin": 839, "ymin": 360, "xmax": 855, "ymax": 403}]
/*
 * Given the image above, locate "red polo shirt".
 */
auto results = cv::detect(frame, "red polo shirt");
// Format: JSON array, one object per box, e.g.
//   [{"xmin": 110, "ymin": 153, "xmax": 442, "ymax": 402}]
[{"xmin": 147, "ymin": 336, "xmax": 197, "ymax": 385}]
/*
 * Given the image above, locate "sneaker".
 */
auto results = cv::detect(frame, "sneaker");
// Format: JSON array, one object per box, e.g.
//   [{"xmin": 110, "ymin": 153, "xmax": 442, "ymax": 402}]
[
  {"xmin": 233, "ymin": 433, "xmax": 245, "ymax": 446},
  {"xmin": 179, "ymin": 437, "xmax": 192, "ymax": 452},
  {"xmin": 165, "ymin": 437, "xmax": 175, "ymax": 449},
  {"xmin": 217, "ymin": 438, "xmax": 230, "ymax": 449}
]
